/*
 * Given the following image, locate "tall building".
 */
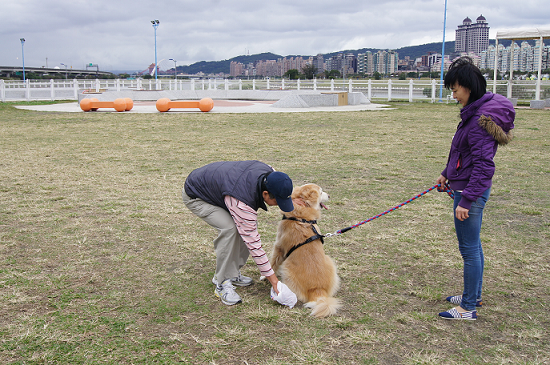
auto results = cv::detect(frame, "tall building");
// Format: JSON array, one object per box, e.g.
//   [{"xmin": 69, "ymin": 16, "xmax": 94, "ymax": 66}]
[
  {"xmin": 520, "ymin": 41, "xmax": 535, "ymax": 72},
  {"xmin": 455, "ymin": 15, "xmax": 490, "ymax": 55},
  {"xmin": 344, "ymin": 53, "xmax": 357, "ymax": 75},
  {"xmin": 326, "ymin": 53, "xmax": 345, "ymax": 72},
  {"xmin": 421, "ymin": 52, "xmax": 437, "ymax": 67},
  {"xmin": 255, "ymin": 60, "xmax": 279, "ymax": 77},
  {"xmin": 542, "ymin": 45, "xmax": 550, "ymax": 71},
  {"xmin": 427, "ymin": 53, "xmax": 442, "ymax": 68},
  {"xmin": 357, "ymin": 52, "xmax": 374, "ymax": 75},
  {"xmin": 481, "ymin": 44, "xmax": 504, "ymax": 70},
  {"xmin": 230, "ymin": 61, "xmax": 244, "ymax": 77},
  {"xmin": 278, "ymin": 56, "xmax": 309, "ymax": 76},
  {"xmin": 357, "ymin": 50, "xmax": 399, "ymax": 75},
  {"xmin": 481, "ymin": 40, "xmax": 548, "ymax": 73},
  {"xmin": 314, "ymin": 54, "xmax": 325, "ymax": 74},
  {"xmin": 499, "ymin": 42, "xmax": 521, "ymax": 72},
  {"xmin": 374, "ymin": 50, "xmax": 399, "ymax": 75}
]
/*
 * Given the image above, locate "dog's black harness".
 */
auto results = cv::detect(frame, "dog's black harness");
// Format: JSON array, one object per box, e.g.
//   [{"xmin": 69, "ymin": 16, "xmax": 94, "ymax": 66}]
[{"xmin": 282, "ymin": 216, "xmax": 324, "ymax": 259}]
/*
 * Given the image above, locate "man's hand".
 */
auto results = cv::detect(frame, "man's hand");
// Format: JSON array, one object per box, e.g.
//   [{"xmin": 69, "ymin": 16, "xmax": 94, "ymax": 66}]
[
  {"xmin": 265, "ymin": 273, "xmax": 279, "ymax": 294},
  {"xmin": 270, "ymin": 282, "xmax": 297, "ymax": 308}
]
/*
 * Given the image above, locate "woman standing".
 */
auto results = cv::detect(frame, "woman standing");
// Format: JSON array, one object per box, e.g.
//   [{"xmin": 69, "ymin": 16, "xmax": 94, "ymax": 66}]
[{"xmin": 437, "ymin": 57, "xmax": 515, "ymax": 320}]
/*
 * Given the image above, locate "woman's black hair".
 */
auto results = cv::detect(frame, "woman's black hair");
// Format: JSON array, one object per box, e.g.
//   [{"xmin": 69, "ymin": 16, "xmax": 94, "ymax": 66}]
[{"xmin": 444, "ymin": 56, "xmax": 487, "ymax": 105}]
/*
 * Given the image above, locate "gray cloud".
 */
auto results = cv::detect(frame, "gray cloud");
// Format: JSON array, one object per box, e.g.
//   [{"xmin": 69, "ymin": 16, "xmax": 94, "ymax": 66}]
[{"xmin": 2, "ymin": 0, "xmax": 549, "ymax": 72}]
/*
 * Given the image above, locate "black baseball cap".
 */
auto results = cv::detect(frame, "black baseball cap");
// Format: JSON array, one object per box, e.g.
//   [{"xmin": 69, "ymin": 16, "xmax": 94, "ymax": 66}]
[{"xmin": 264, "ymin": 171, "xmax": 294, "ymax": 212}]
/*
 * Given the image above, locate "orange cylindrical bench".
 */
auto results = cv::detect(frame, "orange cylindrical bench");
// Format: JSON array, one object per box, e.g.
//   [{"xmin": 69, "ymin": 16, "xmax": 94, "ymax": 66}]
[
  {"xmin": 80, "ymin": 98, "xmax": 133, "ymax": 112},
  {"xmin": 156, "ymin": 97, "xmax": 214, "ymax": 112}
]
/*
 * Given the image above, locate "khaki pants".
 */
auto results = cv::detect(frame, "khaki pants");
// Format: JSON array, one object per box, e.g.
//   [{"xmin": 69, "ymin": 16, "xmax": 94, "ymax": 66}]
[{"xmin": 182, "ymin": 190, "xmax": 249, "ymax": 283}]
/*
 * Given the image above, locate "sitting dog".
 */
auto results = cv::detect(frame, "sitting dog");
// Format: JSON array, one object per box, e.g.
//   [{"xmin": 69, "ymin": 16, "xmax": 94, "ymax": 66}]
[{"xmin": 270, "ymin": 183, "xmax": 341, "ymax": 318}]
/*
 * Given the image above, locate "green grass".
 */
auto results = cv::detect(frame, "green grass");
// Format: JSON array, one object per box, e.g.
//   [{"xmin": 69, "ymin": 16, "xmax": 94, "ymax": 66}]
[{"xmin": 1, "ymin": 101, "xmax": 549, "ymax": 364}]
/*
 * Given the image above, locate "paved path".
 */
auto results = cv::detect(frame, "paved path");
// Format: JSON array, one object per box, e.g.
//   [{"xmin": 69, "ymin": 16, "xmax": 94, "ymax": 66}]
[{"xmin": 15, "ymin": 99, "xmax": 390, "ymax": 113}]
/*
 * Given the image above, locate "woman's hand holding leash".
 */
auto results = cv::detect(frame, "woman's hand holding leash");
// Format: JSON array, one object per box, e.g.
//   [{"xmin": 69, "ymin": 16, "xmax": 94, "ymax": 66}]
[
  {"xmin": 436, "ymin": 175, "xmax": 469, "ymax": 221},
  {"xmin": 436, "ymin": 175, "xmax": 447, "ymax": 188}
]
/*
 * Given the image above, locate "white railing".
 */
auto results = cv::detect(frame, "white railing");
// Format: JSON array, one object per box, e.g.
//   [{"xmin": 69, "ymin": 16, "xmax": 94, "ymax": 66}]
[{"xmin": 1, "ymin": 78, "xmax": 547, "ymax": 102}]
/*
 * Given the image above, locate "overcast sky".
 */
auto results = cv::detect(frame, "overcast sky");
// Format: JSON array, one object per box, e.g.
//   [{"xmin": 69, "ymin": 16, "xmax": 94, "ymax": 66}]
[{"xmin": 2, "ymin": 0, "xmax": 549, "ymax": 72}]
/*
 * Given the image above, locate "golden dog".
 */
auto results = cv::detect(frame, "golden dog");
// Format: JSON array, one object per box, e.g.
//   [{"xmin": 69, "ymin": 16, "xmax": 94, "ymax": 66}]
[{"xmin": 270, "ymin": 183, "xmax": 341, "ymax": 318}]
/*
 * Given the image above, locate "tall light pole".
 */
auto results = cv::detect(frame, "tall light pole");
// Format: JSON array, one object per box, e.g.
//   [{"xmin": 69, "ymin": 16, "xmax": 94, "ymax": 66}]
[
  {"xmin": 341, "ymin": 54, "xmax": 346, "ymax": 91},
  {"xmin": 169, "ymin": 58, "xmax": 177, "ymax": 80},
  {"xmin": 439, "ymin": 0, "xmax": 448, "ymax": 101},
  {"xmin": 151, "ymin": 20, "xmax": 160, "ymax": 80},
  {"xmin": 60, "ymin": 63, "xmax": 68, "ymax": 79},
  {"xmin": 20, "ymin": 38, "xmax": 26, "ymax": 81}
]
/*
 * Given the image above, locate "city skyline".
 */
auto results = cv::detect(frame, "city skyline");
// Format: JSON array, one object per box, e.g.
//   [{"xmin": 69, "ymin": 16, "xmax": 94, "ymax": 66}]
[
  {"xmin": 3, "ymin": 36, "xmax": 546, "ymax": 79},
  {"xmin": 221, "ymin": 15, "xmax": 549, "ymax": 78},
  {"xmin": 2, "ymin": 0, "xmax": 549, "ymax": 72},
  {"xmin": 226, "ymin": 15, "xmax": 547, "ymax": 79}
]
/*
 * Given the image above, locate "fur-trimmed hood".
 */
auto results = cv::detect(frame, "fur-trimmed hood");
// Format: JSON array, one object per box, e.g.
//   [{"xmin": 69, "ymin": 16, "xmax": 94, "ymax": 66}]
[
  {"xmin": 479, "ymin": 115, "xmax": 514, "ymax": 146},
  {"xmin": 461, "ymin": 92, "xmax": 516, "ymax": 146}
]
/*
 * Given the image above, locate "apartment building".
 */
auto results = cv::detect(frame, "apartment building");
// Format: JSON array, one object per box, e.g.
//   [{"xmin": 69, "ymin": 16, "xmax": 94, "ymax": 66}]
[
  {"xmin": 481, "ymin": 40, "xmax": 549, "ymax": 72},
  {"xmin": 455, "ymin": 15, "xmax": 490, "ymax": 55},
  {"xmin": 229, "ymin": 61, "xmax": 244, "ymax": 77},
  {"xmin": 375, "ymin": 50, "xmax": 399, "ymax": 75},
  {"xmin": 357, "ymin": 52, "xmax": 374, "ymax": 75},
  {"xmin": 229, "ymin": 50, "xmax": 401, "ymax": 78},
  {"xmin": 314, "ymin": 54, "xmax": 325, "ymax": 73},
  {"xmin": 326, "ymin": 53, "xmax": 345, "ymax": 74},
  {"xmin": 356, "ymin": 50, "xmax": 398, "ymax": 75},
  {"xmin": 255, "ymin": 60, "xmax": 279, "ymax": 77},
  {"xmin": 278, "ymin": 56, "xmax": 312, "ymax": 75}
]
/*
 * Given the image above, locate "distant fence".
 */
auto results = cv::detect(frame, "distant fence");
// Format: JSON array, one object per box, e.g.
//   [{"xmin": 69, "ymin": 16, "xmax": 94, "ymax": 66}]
[{"xmin": 1, "ymin": 78, "xmax": 549, "ymax": 102}]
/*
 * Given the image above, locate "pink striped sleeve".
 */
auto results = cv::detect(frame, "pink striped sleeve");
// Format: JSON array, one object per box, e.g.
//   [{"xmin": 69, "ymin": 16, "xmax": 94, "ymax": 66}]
[{"xmin": 224, "ymin": 195, "xmax": 274, "ymax": 277}]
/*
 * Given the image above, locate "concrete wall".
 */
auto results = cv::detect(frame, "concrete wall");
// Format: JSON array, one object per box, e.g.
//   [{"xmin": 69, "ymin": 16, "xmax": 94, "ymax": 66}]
[
  {"xmin": 272, "ymin": 92, "xmax": 370, "ymax": 108},
  {"xmin": 78, "ymin": 89, "xmax": 328, "ymax": 103}
]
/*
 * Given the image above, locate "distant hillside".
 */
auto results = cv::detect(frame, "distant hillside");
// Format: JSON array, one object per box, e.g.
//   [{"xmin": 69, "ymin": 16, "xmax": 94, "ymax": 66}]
[
  {"xmin": 320, "ymin": 42, "xmax": 454, "ymax": 60},
  {"xmin": 176, "ymin": 39, "xmax": 522, "ymax": 75},
  {"xmin": 179, "ymin": 52, "xmax": 283, "ymax": 75},
  {"xmin": 396, "ymin": 41, "xmax": 455, "ymax": 60}
]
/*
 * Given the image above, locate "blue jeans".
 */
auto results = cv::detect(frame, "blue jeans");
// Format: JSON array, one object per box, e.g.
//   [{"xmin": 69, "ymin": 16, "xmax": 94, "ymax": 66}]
[{"xmin": 454, "ymin": 188, "xmax": 491, "ymax": 311}]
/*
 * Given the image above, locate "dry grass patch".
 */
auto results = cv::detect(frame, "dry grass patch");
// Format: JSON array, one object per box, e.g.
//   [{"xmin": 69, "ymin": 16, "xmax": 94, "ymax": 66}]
[{"xmin": 1, "ymin": 101, "xmax": 549, "ymax": 364}]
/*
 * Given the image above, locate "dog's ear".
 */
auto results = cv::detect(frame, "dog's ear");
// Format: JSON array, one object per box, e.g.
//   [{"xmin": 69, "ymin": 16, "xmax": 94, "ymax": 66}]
[
  {"xmin": 301, "ymin": 188, "xmax": 319, "ymax": 207},
  {"xmin": 290, "ymin": 185, "xmax": 303, "ymax": 200}
]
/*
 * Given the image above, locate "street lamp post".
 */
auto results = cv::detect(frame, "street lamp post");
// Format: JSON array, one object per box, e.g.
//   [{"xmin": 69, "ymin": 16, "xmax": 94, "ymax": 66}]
[
  {"xmin": 439, "ymin": 0, "xmax": 448, "ymax": 102},
  {"xmin": 60, "ymin": 63, "xmax": 68, "ymax": 79},
  {"xmin": 20, "ymin": 38, "xmax": 26, "ymax": 81},
  {"xmin": 342, "ymin": 65, "xmax": 346, "ymax": 91},
  {"xmin": 151, "ymin": 20, "xmax": 160, "ymax": 81},
  {"xmin": 169, "ymin": 58, "xmax": 177, "ymax": 80}
]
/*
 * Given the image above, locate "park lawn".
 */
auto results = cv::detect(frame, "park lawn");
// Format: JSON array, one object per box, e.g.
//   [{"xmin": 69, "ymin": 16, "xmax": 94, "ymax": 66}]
[{"xmin": 0, "ymin": 101, "xmax": 549, "ymax": 364}]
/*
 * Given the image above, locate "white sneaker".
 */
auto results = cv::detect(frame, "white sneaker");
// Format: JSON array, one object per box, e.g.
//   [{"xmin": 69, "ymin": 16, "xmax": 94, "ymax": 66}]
[
  {"xmin": 212, "ymin": 272, "xmax": 253, "ymax": 287},
  {"xmin": 214, "ymin": 279, "xmax": 242, "ymax": 306}
]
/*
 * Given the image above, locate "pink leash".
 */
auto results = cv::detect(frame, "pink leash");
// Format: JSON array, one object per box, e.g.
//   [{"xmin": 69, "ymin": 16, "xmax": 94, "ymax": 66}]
[{"xmin": 323, "ymin": 183, "xmax": 454, "ymax": 238}]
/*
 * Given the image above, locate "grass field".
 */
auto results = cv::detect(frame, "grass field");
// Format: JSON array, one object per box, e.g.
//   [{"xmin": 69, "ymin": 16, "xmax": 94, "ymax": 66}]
[{"xmin": 1, "ymin": 101, "xmax": 549, "ymax": 364}]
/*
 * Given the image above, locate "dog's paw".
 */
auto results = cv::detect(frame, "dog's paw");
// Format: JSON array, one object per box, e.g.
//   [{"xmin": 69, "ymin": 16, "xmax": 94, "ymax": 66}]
[{"xmin": 259, "ymin": 276, "xmax": 266, "ymax": 281}]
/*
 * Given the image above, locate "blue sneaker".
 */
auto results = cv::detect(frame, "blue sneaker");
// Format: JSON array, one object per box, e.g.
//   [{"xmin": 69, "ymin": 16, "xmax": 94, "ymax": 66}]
[
  {"xmin": 439, "ymin": 307, "xmax": 477, "ymax": 320},
  {"xmin": 446, "ymin": 295, "xmax": 483, "ymax": 307}
]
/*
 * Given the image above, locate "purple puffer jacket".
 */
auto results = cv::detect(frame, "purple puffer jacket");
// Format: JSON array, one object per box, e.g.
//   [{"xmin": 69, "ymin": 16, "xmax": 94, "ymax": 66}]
[{"xmin": 442, "ymin": 92, "xmax": 515, "ymax": 210}]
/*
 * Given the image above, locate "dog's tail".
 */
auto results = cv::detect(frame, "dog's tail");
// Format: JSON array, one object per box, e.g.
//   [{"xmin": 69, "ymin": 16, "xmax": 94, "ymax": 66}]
[{"xmin": 304, "ymin": 296, "xmax": 342, "ymax": 318}]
